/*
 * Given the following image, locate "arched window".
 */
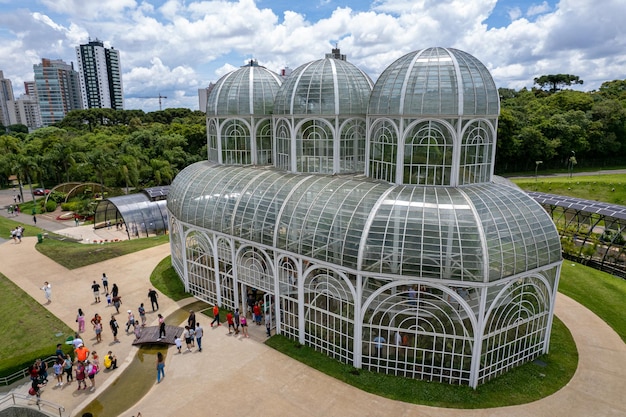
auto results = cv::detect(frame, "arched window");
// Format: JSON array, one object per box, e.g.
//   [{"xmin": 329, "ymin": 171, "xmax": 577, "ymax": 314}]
[
  {"xmin": 221, "ymin": 120, "xmax": 251, "ymax": 165},
  {"xmin": 403, "ymin": 121, "xmax": 452, "ymax": 185},
  {"xmin": 297, "ymin": 119, "xmax": 333, "ymax": 173},
  {"xmin": 369, "ymin": 120, "xmax": 397, "ymax": 183},
  {"xmin": 256, "ymin": 119, "xmax": 273, "ymax": 165},
  {"xmin": 275, "ymin": 119, "xmax": 291, "ymax": 171},
  {"xmin": 207, "ymin": 119, "xmax": 218, "ymax": 162},
  {"xmin": 339, "ymin": 118, "xmax": 366, "ymax": 173},
  {"xmin": 459, "ymin": 120, "xmax": 493, "ymax": 184}
]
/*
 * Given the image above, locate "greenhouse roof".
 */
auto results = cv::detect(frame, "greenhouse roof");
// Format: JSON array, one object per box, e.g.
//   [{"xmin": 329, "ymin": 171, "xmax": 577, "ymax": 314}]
[
  {"xmin": 168, "ymin": 162, "xmax": 561, "ymax": 282},
  {"xmin": 368, "ymin": 47, "xmax": 500, "ymax": 117}
]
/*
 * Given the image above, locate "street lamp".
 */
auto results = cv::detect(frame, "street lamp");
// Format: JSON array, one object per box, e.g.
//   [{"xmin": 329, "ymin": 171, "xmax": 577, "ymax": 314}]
[
  {"xmin": 535, "ymin": 160, "xmax": 543, "ymax": 186},
  {"xmin": 568, "ymin": 151, "xmax": 576, "ymax": 178}
]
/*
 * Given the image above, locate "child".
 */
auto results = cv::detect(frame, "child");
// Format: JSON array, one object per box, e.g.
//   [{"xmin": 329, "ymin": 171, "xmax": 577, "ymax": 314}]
[
  {"xmin": 174, "ymin": 335, "xmax": 182, "ymax": 353},
  {"xmin": 53, "ymin": 359, "xmax": 64, "ymax": 387},
  {"xmin": 75, "ymin": 361, "xmax": 87, "ymax": 390},
  {"xmin": 106, "ymin": 292, "xmax": 112, "ymax": 306}
]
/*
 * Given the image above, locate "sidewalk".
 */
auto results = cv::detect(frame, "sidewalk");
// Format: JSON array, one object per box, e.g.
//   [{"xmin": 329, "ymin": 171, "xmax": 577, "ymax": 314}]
[{"xmin": 1, "ymin": 189, "xmax": 625, "ymax": 416}]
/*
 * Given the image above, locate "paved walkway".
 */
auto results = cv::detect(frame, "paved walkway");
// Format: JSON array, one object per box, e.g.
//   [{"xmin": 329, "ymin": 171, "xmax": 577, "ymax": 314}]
[{"xmin": 1, "ymin": 190, "xmax": 626, "ymax": 416}]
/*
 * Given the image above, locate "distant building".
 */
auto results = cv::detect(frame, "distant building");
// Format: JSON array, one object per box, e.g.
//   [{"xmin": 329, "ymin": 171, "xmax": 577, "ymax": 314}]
[
  {"xmin": 8, "ymin": 95, "xmax": 42, "ymax": 130},
  {"xmin": 34, "ymin": 58, "xmax": 83, "ymax": 126},
  {"xmin": 0, "ymin": 70, "xmax": 15, "ymax": 127},
  {"xmin": 75, "ymin": 39, "xmax": 124, "ymax": 110},
  {"xmin": 198, "ymin": 82, "xmax": 216, "ymax": 113}
]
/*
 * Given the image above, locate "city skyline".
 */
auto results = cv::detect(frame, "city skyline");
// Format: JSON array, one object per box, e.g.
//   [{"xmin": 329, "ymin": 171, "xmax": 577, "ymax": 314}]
[{"xmin": 0, "ymin": 0, "xmax": 625, "ymax": 112}]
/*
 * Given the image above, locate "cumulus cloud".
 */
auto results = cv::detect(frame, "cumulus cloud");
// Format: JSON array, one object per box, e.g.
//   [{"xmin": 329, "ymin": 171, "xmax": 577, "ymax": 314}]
[{"xmin": 1, "ymin": 0, "xmax": 625, "ymax": 111}]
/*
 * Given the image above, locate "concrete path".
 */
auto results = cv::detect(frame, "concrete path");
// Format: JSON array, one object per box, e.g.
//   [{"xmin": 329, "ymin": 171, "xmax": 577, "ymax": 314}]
[{"xmin": 1, "ymin": 188, "xmax": 626, "ymax": 416}]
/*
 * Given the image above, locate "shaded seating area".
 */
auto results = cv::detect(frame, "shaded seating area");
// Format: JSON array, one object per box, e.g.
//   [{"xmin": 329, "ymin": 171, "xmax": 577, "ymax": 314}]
[{"xmin": 93, "ymin": 186, "xmax": 170, "ymax": 239}]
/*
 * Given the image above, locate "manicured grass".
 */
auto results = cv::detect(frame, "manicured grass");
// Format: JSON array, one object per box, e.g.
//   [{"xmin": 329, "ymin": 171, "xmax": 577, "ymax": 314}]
[
  {"xmin": 0, "ymin": 272, "xmax": 74, "ymax": 379},
  {"xmin": 149, "ymin": 255, "xmax": 190, "ymax": 301},
  {"xmin": 558, "ymin": 262, "xmax": 626, "ymax": 343},
  {"xmin": 35, "ymin": 234, "xmax": 169, "ymax": 269},
  {"xmin": 266, "ymin": 315, "xmax": 577, "ymax": 408},
  {"xmin": 512, "ymin": 174, "xmax": 626, "ymax": 205},
  {"xmin": 0, "ymin": 215, "xmax": 47, "ymax": 240}
]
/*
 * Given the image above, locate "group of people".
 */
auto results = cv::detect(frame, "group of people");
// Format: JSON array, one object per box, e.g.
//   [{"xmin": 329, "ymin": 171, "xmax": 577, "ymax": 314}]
[
  {"xmin": 7, "ymin": 204, "xmax": 20, "ymax": 217},
  {"xmin": 10, "ymin": 225, "xmax": 24, "ymax": 243}
]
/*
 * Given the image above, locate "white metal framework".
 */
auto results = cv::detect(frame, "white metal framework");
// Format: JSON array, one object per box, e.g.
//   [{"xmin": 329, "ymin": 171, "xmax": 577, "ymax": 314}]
[{"xmin": 168, "ymin": 48, "xmax": 562, "ymax": 388}]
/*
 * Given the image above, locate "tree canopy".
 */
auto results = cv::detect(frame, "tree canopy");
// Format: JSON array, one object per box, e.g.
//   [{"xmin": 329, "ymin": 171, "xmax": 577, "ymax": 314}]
[{"xmin": 533, "ymin": 74, "xmax": 584, "ymax": 93}]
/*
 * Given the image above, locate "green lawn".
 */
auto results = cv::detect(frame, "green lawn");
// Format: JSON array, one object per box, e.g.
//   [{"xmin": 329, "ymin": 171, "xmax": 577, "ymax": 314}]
[
  {"xmin": 35, "ymin": 235, "xmax": 169, "ymax": 269},
  {"xmin": 149, "ymin": 255, "xmax": 190, "ymax": 301},
  {"xmin": 512, "ymin": 174, "xmax": 626, "ymax": 205},
  {"xmin": 558, "ymin": 262, "xmax": 626, "ymax": 343},
  {"xmin": 0, "ymin": 272, "xmax": 74, "ymax": 379},
  {"xmin": 267, "ymin": 315, "xmax": 577, "ymax": 408}
]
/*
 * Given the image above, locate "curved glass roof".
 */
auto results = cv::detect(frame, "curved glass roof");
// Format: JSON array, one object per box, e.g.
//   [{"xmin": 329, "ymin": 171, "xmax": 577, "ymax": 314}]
[
  {"xmin": 206, "ymin": 60, "xmax": 282, "ymax": 116},
  {"xmin": 273, "ymin": 54, "xmax": 373, "ymax": 115},
  {"xmin": 94, "ymin": 190, "xmax": 169, "ymax": 237},
  {"xmin": 368, "ymin": 47, "xmax": 500, "ymax": 117},
  {"xmin": 168, "ymin": 162, "xmax": 561, "ymax": 282}
]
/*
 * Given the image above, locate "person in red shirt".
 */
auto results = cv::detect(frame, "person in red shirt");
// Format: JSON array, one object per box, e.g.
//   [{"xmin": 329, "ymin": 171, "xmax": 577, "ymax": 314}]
[
  {"xmin": 210, "ymin": 305, "xmax": 220, "ymax": 327},
  {"xmin": 226, "ymin": 312, "xmax": 236, "ymax": 334}
]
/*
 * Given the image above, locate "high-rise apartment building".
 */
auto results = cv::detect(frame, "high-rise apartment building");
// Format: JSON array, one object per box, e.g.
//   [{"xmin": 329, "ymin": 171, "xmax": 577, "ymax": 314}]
[
  {"xmin": 0, "ymin": 70, "xmax": 15, "ymax": 127},
  {"xmin": 33, "ymin": 58, "xmax": 83, "ymax": 126},
  {"xmin": 76, "ymin": 39, "xmax": 124, "ymax": 110}
]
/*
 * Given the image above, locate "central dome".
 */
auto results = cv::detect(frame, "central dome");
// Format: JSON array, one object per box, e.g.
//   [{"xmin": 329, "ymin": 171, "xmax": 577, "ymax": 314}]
[
  {"xmin": 368, "ymin": 47, "xmax": 499, "ymax": 117},
  {"xmin": 273, "ymin": 50, "xmax": 373, "ymax": 115}
]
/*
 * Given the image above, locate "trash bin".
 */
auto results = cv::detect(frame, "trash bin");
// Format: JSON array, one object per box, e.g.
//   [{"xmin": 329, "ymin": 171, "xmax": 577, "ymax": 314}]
[{"xmin": 37, "ymin": 233, "xmax": 43, "ymax": 243}]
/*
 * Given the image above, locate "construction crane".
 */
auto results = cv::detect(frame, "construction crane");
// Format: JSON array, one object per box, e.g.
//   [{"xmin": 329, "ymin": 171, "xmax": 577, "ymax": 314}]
[{"xmin": 137, "ymin": 94, "xmax": 167, "ymax": 111}]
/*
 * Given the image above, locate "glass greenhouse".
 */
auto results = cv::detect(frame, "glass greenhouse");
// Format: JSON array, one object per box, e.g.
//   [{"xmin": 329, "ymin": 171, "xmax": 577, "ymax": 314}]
[
  {"xmin": 168, "ymin": 47, "xmax": 562, "ymax": 387},
  {"xmin": 94, "ymin": 187, "xmax": 169, "ymax": 238}
]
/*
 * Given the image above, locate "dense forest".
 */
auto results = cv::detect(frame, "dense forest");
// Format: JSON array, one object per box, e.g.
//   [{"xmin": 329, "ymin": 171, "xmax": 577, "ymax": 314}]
[{"xmin": 1, "ymin": 77, "xmax": 625, "ymax": 191}]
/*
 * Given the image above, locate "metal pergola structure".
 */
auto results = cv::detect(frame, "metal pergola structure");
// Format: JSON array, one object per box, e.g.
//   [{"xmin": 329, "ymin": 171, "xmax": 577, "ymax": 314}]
[{"xmin": 529, "ymin": 191, "xmax": 626, "ymax": 278}]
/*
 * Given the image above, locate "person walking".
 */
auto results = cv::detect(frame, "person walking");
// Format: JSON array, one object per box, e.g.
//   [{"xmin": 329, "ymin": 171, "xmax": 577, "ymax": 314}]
[
  {"xmin": 86, "ymin": 360, "xmax": 98, "ymax": 391},
  {"xmin": 109, "ymin": 315, "xmax": 120, "ymax": 343},
  {"xmin": 41, "ymin": 282, "xmax": 51, "ymax": 304},
  {"xmin": 156, "ymin": 352, "xmax": 165, "ymax": 383},
  {"xmin": 157, "ymin": 314, "xmax": 166, "ymax": 340},
  {"xmin": 138, "ymin": 303, "xmax": 147, "ymax": 327},
  {"xmin": 101, "ymin": 273, "xmax": 109, "ymax": 293},
  {"xmin": 126, "ymin": 310, "xmax": 136, "ymax": 333},
  {"xmin": 76, "ymin": 308, "xmax": 86, "ymax": 333},
  {"xmin": 240, "ymin": 315, "xmax": 249, "ymax": 338},
  {"xmin": 91, "ymin": 280, "xmax": 101, "ymax": 303},
  {"xmin": 234, "ymin": 308, "xmax": 241, "ymax": 334},
  {"xmin": 63, "ymin": 354, "xmax": 73, "ymax": 385},
  {"xmin": 210, "ymin": 305, "xmax": 220, "ymax": 327},
  {"xmin": 94, "ymin": 320, "xmax": 103, "ymax": 343},
  {"xmin": 226, "ymin": 311, "xmax": 235, "ymax": 334},
  {"xmin": 195, "ymin": 322, "xmax": 203, "ymax": 352},
  {"xmin": 111, "ymin": 283, "xmax": 119, "ymax": 298},
  {"xmin": 187, "ymin": 310, "xmax": 196, "ymax": 330},
  {"xmin": 183, "ymin": 326, "xmax": 193, "ymax": 352},
  {"xmin": 148, "ymin": 288, "xmax": 159, "ymax": 311}
]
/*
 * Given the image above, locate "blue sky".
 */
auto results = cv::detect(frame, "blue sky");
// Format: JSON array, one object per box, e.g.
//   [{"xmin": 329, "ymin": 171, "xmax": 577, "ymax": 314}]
[{"xmin": 0, "ymin": 0, "xmax": 624, "ymax": 112}]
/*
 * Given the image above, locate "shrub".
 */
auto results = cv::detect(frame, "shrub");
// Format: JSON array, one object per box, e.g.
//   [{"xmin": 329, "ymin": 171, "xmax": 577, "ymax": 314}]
[{"xmin": 45, "ymin": 200, "xmax": 57, "ymax": 212}]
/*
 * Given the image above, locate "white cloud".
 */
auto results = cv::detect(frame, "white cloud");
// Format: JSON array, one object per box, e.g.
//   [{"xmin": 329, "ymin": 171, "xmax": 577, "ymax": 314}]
[
  {"xmin": 1, "ymin": 0, "xmax": 625, "ymax": 111},
  {"xmin": 527, "ymin": 1, "xmax": 551, "ymax": 17}
]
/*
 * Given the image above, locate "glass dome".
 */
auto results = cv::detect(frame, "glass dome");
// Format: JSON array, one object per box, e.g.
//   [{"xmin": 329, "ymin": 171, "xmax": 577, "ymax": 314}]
[
  {"xmin": 168, "ymin": 162, "xmax": 561, "ymax": 282},
  {"xmin": 206, "ymin": 60, "xmax": 283, "ymax": 116},
  {"xmin": 273, "ymin": 50, "xmax": 373, "ymax": 115},
  {"xmin": 368, "ymin": 47, "xmax": 500, "ymax": 117}
]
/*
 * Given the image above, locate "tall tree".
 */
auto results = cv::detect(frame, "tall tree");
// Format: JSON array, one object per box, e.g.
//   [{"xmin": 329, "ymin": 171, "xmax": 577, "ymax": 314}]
[{"xmin": 533, "ymin": 74, "xmax": 584, "ymax": 93}]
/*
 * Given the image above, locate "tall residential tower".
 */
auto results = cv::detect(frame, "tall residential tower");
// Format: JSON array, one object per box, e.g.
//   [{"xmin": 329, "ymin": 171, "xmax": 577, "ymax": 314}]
[
  {"xmin": 33, "ymin": 58, "xmax": 83, "ymax": 126},
  {"xmin": 75, "ymin": 39, "xmax": 124, "ymax": 110}
]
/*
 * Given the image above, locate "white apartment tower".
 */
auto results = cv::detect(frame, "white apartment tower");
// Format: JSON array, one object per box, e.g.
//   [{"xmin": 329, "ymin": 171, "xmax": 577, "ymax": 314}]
[{"xmin": 76, "ymin": 39, "xmax": 124, "ymax": 110}]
